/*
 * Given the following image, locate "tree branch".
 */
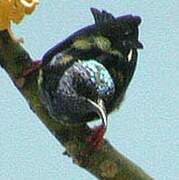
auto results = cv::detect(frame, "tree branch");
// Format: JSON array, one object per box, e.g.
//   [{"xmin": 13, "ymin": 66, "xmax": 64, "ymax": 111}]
[{"xmin": 0, "ymin": 31, "xmax": 153, "ymax": 180}]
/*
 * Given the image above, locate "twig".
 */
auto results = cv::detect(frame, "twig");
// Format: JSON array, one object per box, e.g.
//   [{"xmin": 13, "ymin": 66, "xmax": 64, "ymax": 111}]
[{"xmin": 0, "ymin": 31, "xmax": 153, "ymax": 180}]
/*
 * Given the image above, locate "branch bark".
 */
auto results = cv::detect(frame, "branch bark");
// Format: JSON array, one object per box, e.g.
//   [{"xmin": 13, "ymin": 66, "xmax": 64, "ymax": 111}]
[{"xmin": 0, "ymin": 31, "xmax": 153, "ymax": 180}]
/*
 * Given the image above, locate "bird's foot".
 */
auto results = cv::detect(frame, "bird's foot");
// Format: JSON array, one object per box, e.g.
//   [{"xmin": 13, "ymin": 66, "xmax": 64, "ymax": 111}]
[
  {"xmin": 23, "ymin": 60, "xmax": 42, "ymax": 77},
  {"xmin": 86, "ymin": 124, "xmax": 106, "ymax": 150},
  {"xmin": 80, "ymin": 125, "xmax": 106, "ymax": 157}
]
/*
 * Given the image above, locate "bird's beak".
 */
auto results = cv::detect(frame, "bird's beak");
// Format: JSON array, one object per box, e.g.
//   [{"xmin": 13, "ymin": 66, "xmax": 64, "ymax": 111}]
[
  {"xmin": 135, "ymin": 40, "xmax": 143, "ymax": 49},
  {"xmin": 129, "ymin": 40, "xmax": 143, "ymax": 49},
  {"xmin": 87, "ymin": 98, "xmax": 107, "ymax": 128},
  {"xmin": 123, "ymin": 40, "xmax": 143, "ymax": 49}
]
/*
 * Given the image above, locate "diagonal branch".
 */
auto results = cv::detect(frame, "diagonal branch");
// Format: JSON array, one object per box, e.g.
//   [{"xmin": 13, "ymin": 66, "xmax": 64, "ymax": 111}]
[{"xmin": 0, "ymin": 31, "xmax": 153, "ymax": 180}]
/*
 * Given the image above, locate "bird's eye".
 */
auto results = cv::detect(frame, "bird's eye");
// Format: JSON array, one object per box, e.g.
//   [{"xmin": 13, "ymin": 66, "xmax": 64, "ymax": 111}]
[
  {"xmin": 124, "ymin": 29, "xmax": 134, "ymax": 37},
  {"xmin": 124, "ymin": 31, "xmax": 130, "ymax": 36},
  {"xmin": 123, "ymin": 26, "xmax": 134, "ymax": 36}
]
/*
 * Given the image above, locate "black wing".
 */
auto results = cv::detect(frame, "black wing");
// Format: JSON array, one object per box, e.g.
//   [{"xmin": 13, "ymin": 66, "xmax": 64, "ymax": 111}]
[{"xmin": 42, "ymin": 8, "xmax": 118, "ymax": 66}]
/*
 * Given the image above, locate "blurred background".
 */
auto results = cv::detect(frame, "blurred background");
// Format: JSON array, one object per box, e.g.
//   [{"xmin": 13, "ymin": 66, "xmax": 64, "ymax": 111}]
[{"xmin": 0, "ymin": 0, "xmax": 178, "ymax": 179}]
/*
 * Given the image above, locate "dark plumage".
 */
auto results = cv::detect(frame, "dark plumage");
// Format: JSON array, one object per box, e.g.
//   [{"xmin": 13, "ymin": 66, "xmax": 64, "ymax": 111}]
[
  {"xmin": 38, "ymin": 8, "xmax": 143, "ymax": 148},
  {"xmin": 39, "ymin": 60, "xmax": 115, "ymax": 124}
]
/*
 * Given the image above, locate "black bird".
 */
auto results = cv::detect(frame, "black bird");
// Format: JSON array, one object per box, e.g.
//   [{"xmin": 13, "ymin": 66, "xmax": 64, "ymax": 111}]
[{"xmin": 38, "ymin": 8, "xmax": 143, "ymax": 148}]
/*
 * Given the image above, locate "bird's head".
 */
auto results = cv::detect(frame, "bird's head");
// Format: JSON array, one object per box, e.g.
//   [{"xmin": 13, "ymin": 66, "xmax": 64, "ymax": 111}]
[
  {"xmin": 91, "ymin": 8, "xmax": 143, "ymax": 56},
  {"xmin": 114, "ymin": 15, "xmax": 143, "ymax": 52}
]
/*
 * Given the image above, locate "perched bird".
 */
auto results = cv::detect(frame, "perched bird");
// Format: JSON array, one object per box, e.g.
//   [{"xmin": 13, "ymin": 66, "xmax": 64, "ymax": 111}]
[{"xmin": 37, "ymin": 8, "xmax": 143, "ymax": 149}]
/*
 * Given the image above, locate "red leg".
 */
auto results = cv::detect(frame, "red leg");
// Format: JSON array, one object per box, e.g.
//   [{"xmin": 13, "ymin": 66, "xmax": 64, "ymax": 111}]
[
  {"xmin": 86, "ymin": 124, "xmax": 106, "ymax": 150},
  {"xmin": 23, "ymin": 60, "xmax": 42, "ymax": 77},
  {"xmin": 80, "ymin": 124, "xmax": 106, "ymax": 156}
]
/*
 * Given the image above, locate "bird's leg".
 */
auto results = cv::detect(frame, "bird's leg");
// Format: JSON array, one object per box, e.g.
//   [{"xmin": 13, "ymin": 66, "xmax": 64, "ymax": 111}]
[
  {"xmin": 86, "ymin": 124, "xmax": 106, "ymax": 150},
  {"xmin": 22, "ymin": 60, "xmax": 42, "ymax": 77},
  {"xmin": 80, "ymin": 124, "xmax": 106, "ymax": 157}
]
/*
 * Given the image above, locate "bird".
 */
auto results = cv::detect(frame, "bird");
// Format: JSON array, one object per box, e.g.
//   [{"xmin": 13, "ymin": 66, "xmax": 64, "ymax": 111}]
[{"xmin": 37, "ymin": 8, "xmax": 143, "ymax": 149}]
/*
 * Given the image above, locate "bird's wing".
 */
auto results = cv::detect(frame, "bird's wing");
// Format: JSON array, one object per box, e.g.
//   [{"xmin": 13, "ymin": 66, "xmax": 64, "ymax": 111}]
[
  {"xmin": 42, "ymin": 8, "xmax": 117, "ymax": 66},
  {"xmin": 42, "ymin": 35, "xmax": 113, "ymax": 69}
]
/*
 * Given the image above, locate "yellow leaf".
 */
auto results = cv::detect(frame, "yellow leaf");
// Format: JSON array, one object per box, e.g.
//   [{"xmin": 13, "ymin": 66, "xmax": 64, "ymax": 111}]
[{"xmin": 0, "ymin": 0, "xmax": 39, "ymax": 43}]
